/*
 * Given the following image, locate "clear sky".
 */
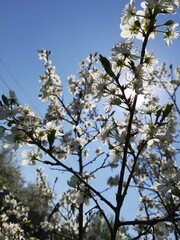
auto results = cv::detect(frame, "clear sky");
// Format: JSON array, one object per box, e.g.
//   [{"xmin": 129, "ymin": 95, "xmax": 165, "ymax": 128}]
[
  {"xmin": 0, "ymin": 0, "xmax": 179, "ymax": 111},
  {"xmin": 0, "ymin": 0, "xmax": 180, "ymax": 220},
  {"xmin": 0, "ymin": 0, "xmax": 124, "ymax": 114}
]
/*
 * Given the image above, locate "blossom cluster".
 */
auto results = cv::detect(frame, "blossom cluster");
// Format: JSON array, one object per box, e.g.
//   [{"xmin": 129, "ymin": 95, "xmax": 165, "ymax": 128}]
[
  {"xmin": 120, "ymin": 0, "xmax": 179, "ymax": 45},
  {"xmin": 0, "ymin": 188, "xmax": 30, "ymax": 240}
]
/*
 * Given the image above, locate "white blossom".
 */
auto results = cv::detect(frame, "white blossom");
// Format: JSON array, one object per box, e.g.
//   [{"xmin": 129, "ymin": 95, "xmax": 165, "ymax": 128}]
[
  {"xmin": 22, "ymin": 147, "xmax": 41, "ymax": 165},
  {"xmin": 164, "ymin": 23, "xmax": 179, "ymax": 46}
]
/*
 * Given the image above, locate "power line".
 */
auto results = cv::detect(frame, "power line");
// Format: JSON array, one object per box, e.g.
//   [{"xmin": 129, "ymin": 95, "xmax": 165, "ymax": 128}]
[
  {"xmin": 0, "ymin": 56, "xmax": 43, "ymax": 117},
  {"xmin": 0, "ymin": 56, "xmax": 36, "ymax": 105},
  {"xmin": 0, "ymin": 82, "xmax": 8, "ymax": 95},
  {"xmin": 0, "ymin": 74, "xmax": 11, "ymax": 91}
]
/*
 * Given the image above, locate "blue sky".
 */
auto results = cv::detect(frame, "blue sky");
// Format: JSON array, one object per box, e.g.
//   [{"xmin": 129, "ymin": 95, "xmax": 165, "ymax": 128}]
[
  {"xmin": 0, "ymin": 0, "xmax": 179, "ymax": 110},
  {"xmin": 0, "ymin": 0, "xmax": 124, "ymax": 113},
  {"xmin": 0, "ymin": 0, "xmax": 180, "ymax": 222}
]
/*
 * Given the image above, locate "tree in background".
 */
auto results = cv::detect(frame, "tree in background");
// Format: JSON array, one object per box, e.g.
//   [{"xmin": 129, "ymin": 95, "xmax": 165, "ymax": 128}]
[
  {"xmin": 0, "ymin": 147, "xmax": 24, "ymax": 196},
  {"xmin": 0, "ymin": 146, "xmax": 115, "ymax": 239},
  {"xmin": 0, "ymin": 146, "xmax": 52, "ymax": 239},
  {"xmin": 0, "ymin": 0, "xmax": 180, "ymax": 239},
  {"xmin": 0, "ymin": 145, "xmax": 72, "ymax": 239}
]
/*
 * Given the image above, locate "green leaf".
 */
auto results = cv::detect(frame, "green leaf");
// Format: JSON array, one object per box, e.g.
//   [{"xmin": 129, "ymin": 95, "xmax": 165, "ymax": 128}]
[
  {"xmin": 172, "ymin": 188, "xmax": 180, "ymax": 197},
  {"xmin": 155, "ymin": 106, "xmax": 163, "ymax": 122},
  {"xmin": 2, "ymin": 94, "xmax": 8, "ymax": 105},
  {"xmin": 20, "ymin": 219, "xmax": 31, "ymax": 226},
  {"xmin": 71, "ymin": 203, "xmax": 76, "ymax": 214},
  {"xmin": 111, "ymin": 98, "xmax": 122, "ymax": 106},
  {"xmin": 164, "ymin": 20, "xmax": 174, "ymax": 26},
  {"xmin": 7, "ymin": 121, "xmax": 13, "ymax": 127},
  {"xmin": 99, "ymin": 54, "xmax": 116, "ymax": 78},
  {"xmin": 162, "ymin": 103, "xmax": 173, "ymax": 119},
  {"xmin": 67, "ymin": 175, "xmax": 79, "ymax": 187},
  {"xmin": 47, "ymin": 129, "xmax": 56, "ymax": 149}
]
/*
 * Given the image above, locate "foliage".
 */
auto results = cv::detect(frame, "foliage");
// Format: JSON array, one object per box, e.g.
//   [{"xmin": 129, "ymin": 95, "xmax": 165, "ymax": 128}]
[
  {"xmin": 0, "ymin": 0, "xmax": 180, "ymax": 239},
  {"xmin": 0, "ymin": 147, "xmax": 24, "ymax": 195},
  {"xmin": 0, "ymin": 147, "xmax": 51, "ymax": 238}
]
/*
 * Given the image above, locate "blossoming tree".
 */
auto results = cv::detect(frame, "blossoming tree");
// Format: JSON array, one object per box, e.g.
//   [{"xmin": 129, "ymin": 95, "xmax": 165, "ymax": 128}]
[{"xmin": 0, "ymin": 0, "xmax": 180, "ymax": 239}]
